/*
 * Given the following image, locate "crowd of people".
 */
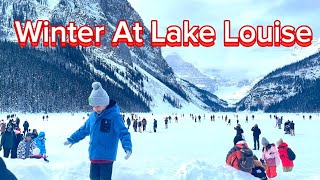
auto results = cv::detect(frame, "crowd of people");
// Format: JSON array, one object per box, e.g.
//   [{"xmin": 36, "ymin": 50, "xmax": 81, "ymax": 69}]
[
  {"xmin": 224, "ymin": 114, "xmax": 298, "ymax": 179},
  {"xmin": 0, "ymin": 115, "xmax": 48, "ymax": 162}
]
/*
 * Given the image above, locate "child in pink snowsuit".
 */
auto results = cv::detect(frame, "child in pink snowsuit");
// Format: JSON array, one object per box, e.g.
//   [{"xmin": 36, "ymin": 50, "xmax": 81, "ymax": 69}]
[{"xmin": 261, "ymin": 137, "xmax": 280, "ymax": 178}]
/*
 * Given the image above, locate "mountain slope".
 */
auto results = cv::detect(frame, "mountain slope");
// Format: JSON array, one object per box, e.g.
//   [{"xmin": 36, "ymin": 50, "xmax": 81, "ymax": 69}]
[
  {"xmin": 0, "ymin": 0, "xmax": 227, "ymax": 112},
  {"xmin": 236, "ymin": 51, "xmax": 320, "ymax": 112},
  {"xmin": 165, "ymin": 53, "xmax": 218, "ymax": 93}
]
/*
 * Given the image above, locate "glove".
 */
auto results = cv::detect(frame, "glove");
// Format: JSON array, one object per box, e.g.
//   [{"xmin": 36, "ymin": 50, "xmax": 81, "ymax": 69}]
[
  {"xmin": 124, "ymin": 150, "xmax": 132, "ymax": 160},
  {"xmin": 64, "ymin": 140, "xmax": 73, "ymax": 148}
]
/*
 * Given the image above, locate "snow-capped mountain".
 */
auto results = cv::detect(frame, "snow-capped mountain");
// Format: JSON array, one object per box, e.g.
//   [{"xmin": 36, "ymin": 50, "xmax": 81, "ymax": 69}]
[
  {"xmin": 0, "ymin": 0, "xmax": 228, "ymax": 112},
  {"xmin": 165, "ymin": 53, "xmax": 218, "ymax": 93},
  {"xmin": 236, "ymin": 51, "xmax": 320, "ymax": 112},
  {"xmin": 200, "ymin": 68, "xmax": 260, "ymax": 105}
]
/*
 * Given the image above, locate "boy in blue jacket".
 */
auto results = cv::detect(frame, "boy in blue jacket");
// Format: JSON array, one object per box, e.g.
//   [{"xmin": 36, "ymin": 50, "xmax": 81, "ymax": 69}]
[{"xmin": 64, "ymin": 82, "xmax": 132, "ymax": 180}]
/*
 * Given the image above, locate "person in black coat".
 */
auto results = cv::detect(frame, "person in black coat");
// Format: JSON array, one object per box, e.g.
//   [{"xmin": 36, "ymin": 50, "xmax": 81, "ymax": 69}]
[
  {"xmin": 0, "ymin": 128, "xmax": 15, "ymax": 158},
  {"xmin": 234, "ymin": 124, "xmax": 244, "ymax": 135},
  {"xmin": 0, "ymin": 157, "xmax": 18, "ymax": 180},
  {"xmin": 126, "ymin": 117, "xmax": 131, "ymax": 129},
  {"xmin": 290, "ymin": 121, "xmax": 295, "ymax": 136},
  {"xmin": 153, "ymin": 119, "xmax": 157, "ymax": 132},
  {"xmin": 23, "ymin": 121, "xmax": 29, "ymax": 136},
  {"xmin": 133, "ymin": 119, "xmax": 138, "ymax": 132},
  {"xmin": 251, "ymin": 124, "xmax": 261, "ymax": 150},
  {"xmin": 10, "ymin": 129, "xmax": 23, "ymax": 159},
  {"xmin": 15, "ymin": 118, "xmax": 20, "ymax": 128}
]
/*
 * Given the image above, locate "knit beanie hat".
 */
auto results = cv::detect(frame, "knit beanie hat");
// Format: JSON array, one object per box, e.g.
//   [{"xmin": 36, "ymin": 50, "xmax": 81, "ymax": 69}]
[
  {"xmin": 26, "ymin": 133, "xmax": 32, "ymax": 138},
  {"xmin": 88, "ymin": 82, "xmax": 110, "ymax": 106},
  {"xmin": 276, "ymin": 138, "xmax": 283, "ymax": 146},
  {"xmin": 261, "ymin": 137, "xmax": 269, "ymax": 146},
  {"xmin": 233, "ymin": 135, "xmax": 244, "ymax": 145}
]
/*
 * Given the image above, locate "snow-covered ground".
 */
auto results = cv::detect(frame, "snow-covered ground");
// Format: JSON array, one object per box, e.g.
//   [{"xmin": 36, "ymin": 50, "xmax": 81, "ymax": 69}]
[{"xmin": 1, "ymin": 112, "xmax": 319, "ymax": 180}]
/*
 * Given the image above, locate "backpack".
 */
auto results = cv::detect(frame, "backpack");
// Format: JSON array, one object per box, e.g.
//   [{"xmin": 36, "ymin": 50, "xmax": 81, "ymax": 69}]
[
  {"xmin": 237, "ymin": 148, "xmax": 255, "ymax": 172},
  {"xmin": 287, "ymin": 148, "xmax": 296, "ymax": 161}
]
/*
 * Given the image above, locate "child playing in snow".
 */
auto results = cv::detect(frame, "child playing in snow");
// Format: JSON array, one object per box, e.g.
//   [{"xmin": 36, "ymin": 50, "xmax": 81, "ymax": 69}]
[
  {"xmin": 35, "ymin": 131, "xmax": 47, "ymax": 159},
  {"xmin": 261, "ymin": 137, "xmax": 280, "ymax": 178},
  {"xmin": 64, "ymin": 82, "xmax": 132, "ymax": 180},
  {"xmin": 276, "ymin": 138, "xmax": 294, "ymax": 172}
]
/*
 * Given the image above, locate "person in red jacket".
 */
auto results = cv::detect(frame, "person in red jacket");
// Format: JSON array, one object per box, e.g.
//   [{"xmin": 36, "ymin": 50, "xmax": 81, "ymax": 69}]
[{"xmin": 276, "ymin": 138, "xmax": 294, "ymax": 172}]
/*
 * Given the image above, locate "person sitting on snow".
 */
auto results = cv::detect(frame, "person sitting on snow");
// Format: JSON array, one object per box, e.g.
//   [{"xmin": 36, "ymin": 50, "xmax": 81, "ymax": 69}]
[
  {"xmin": 226, "ymin": 135, "xmax": 267, "ymax": 180},
  {"xmin": 17, "ymin": 133, "xmax": 37, "ymax": 159}
]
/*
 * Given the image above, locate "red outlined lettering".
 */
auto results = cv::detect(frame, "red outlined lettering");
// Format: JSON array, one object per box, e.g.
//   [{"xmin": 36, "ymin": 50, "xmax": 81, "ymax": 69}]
[
  {"xmin": 257, "ymin": 26, "xmax": 273, "ymax": 47},
  {"xmin": 281, "ymin": 25, "xmax": 295, "ymax": 47},
  {"xmin": 296, "ymin": 25, "xmax": 313, "ymax": 47},
  {"xmin": 14, "ymin": 20, "xmax": 106, "ymax": 47},
  {"xmin": 198, "ymin": 25, "xmax": 216, "ymax": 47},
  {"xmin": 182, "ymin": 20, "xmax": 200, "ymax": 47},
  {"xmin": 239, "ymin": 25, "xmax": 256, "ymax": 47},
  {"xmin": 132, "ymin": 22, "xmax": 144, "ymax": 47},
  {"xmin": 151, "ymin": 20, "xmax": 166, "ymax": 47},
  {"xmin": 111, "ymin": 20, "xmax": 134, "ymax": 47},
  {"xmin": 224, "ymin": 20, "xmax": 239, "ymax": 47},
  {"xmin": 167, "ymin": 25, "xmax": 182, "ymax": 47},
  {"xmin": 14, "ymin": 20, "xmax": 43, "ymax": 47},
  {"xmin": 223, "ymin": 20, "xmax": 313, "ymax": 48}
]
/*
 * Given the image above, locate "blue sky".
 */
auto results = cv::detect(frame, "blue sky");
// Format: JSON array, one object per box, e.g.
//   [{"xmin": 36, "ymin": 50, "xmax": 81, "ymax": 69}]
[{"xmin": 128, "ymin": 0, "xmax": 320, "ymax": 78}]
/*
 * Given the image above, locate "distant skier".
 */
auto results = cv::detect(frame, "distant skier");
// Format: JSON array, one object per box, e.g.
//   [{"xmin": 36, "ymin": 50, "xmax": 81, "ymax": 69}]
[
  {"xmin": 198, "ymin": 115, "xmax": 201, "ymax": 123},
  {"xmin": 168, "ymin": 116, "xmax": 172, "ymax": 123},
  {"xmin": 309, "ymin": 115, "xmax": 312, "ymax": 120},
  {"xmin": 227, "ymin": 119, "xmax": 231, "ymax": 125},
  {"xmin": 246, "ymin": 116, "xmax": 248, "ymax": 123},
  {"xmin": 46, "ymin": 115, "xmax": 49, "ymax": 121},
  {"xmin": 213, "ymin": 115, "xmax": 215, "ymax": 122},
  {"xmin": 175, "ymin": 116, "xmax": 178, "ymax": 123},
  {"xmin": 252, "ymin": 115, "xmax": 255, "ymax": 120},
  {"xmin": 236, "ymin": 119, "xmax": 239, "ymax": 124},
  {"xmin": 270, "ymin": 115, "xmax": 272, "ymax": 119},
  {"xmin": 225, "ymin": 115, "xmax": 228, "ymax": 122},
  {"xmin": 42, "ymin": 116, "xmax": 45, "ymax": 121},
  {"xmin": 303, "ymin": 115, "xmax": 305, "ymax": 120}
]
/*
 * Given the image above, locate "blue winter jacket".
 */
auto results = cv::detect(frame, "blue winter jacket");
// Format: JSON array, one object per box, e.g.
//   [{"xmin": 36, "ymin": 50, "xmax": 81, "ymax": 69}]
[
  {"xmin": 67, "ymin": 100, "xmax": 132, "ymax": 161},
  {"xmin": 35, "ymin": 132, "xmax": 46, "ymax": 155}
]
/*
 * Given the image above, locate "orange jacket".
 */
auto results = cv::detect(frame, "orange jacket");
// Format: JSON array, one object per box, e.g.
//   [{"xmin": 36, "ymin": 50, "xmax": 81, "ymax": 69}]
[{"xmin": 226, "ymin": 141, "xmax": 252, "ymax": 173}]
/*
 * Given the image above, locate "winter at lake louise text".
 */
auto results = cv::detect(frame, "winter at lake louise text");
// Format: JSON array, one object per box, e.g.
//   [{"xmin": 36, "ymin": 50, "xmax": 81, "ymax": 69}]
[{"xmin": 13, "ymin": 20, "xmax": 313, "ymax": 48}]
